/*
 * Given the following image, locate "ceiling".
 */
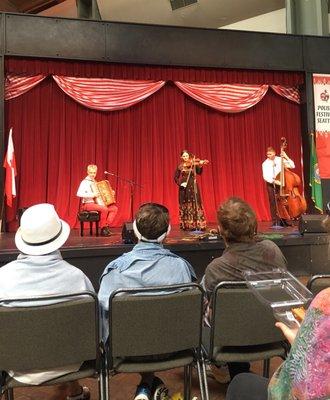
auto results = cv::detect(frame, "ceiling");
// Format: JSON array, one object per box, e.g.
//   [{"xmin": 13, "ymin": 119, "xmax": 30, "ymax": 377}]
[{"xmin": 0, "ymin": 0, "xmax": 286, "ymax": 29}]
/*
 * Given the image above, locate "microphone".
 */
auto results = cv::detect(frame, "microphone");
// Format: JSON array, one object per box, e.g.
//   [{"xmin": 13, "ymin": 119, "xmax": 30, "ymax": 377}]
[{"xmin": 104, "ymin": 171, "xmax": 115, "ymax": 176}]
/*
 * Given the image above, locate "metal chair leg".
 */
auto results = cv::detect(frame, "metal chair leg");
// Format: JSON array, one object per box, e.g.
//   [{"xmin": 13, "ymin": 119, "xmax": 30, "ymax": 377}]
[
  {"xmin": 196, "ymin": 360, "xmax": 204, "ymax": 400},
  {"xmin": 194, "ymin": 348, "xmax": 208, "ymax": 400},
  {"xmin": 263, "ymin": 359, "xmax": 270, "ymax": 377},
  {"xmin": 5, "ymin": 388, "xmax": 14, "ymax": 400},
  {"xmin": 100, "ymin": 344, "xmax": 109, "ymax": 400},
  {"xmin": 183, "ymin": 365, "xmax": 188, "ymax": 400},
  {"xmin": 200, "ymin": 358, "xmax": 209, "ymax": 400},
  {"xmin": 183, "ymin": 364, "xmax": 192, "ymax": 400}
]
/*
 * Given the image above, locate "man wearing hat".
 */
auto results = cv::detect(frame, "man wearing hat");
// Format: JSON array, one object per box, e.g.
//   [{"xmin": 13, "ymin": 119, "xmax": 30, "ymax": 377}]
[
  {"xmin": 98, "ymin": 202, "xmax": 196, "ymax": 400},
  {"xmin": 0, "ymin": 203, "xmax": 94, "ymax": 400}
]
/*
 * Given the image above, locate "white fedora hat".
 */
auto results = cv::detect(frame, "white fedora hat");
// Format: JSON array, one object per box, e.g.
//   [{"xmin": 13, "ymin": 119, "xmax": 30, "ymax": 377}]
[{"xmin": 15, "ymin": 203, "xmax": 70, "ymax": 256}]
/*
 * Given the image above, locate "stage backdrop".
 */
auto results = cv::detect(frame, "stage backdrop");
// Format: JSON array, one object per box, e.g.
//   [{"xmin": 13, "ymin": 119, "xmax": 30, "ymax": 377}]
[{"xmin": 4, "ymin": 58, "xmax": 304, "ymax": 230}]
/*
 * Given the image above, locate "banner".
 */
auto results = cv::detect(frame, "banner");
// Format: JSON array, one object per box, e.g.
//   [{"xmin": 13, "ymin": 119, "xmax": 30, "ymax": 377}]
[{"xmin": 313, "ymin": 74, "xmax": 330, "ymax": 178}]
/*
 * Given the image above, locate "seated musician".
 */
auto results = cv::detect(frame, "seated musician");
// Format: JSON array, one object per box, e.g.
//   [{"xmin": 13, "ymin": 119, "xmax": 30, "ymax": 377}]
[
  {"xmin": 262, "ymin": 146, "xmax": 295, "ymax": 227},
  {"xmin": 77, "ymin": 164, "xmax": 118, "ymax": 237}
]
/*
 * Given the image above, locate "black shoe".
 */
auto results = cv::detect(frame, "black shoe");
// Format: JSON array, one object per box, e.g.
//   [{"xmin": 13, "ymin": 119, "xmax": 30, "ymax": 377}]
[
  {"xmin": 283, "ymin": 220, "xmax": 292, "ymax": 227},
  {"xmin": 101, "ymin": 226, "xmax": 111, "ymax": 237}
]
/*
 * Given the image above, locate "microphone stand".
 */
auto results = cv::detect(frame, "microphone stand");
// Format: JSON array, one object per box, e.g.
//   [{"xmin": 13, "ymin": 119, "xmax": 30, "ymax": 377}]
[
  {"xmin": 192, "ymin": 157, "xmax": 201, "ymax": 233},
  {"xmin": 104, "ymin": 172, "xmax": 143, "ymax": 221}
]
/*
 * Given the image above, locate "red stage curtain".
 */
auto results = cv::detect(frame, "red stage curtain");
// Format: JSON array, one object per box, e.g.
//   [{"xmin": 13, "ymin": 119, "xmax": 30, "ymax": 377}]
[
  {"xmin": 5, "ymin": 57, "xmax": 304, "ymax": 85},
  {"xmin": 4, "ymin": 59, "xmax": 304, "ymax": 231}
]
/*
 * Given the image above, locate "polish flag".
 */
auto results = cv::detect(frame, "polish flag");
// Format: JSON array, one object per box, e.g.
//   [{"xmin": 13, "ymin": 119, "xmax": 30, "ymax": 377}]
[{"xmin": 3, "ymin": 128, "xmax": 17, "ymax": 207}]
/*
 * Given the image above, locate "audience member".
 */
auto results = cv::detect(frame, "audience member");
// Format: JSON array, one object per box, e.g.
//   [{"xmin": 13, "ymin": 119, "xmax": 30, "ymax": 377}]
[
  {"xmin": 98, "ymin": 202, "xmax": 196, "ymax": 400},
  {"xmin": 0, "ymin": 204, "xmax": 94, "ymax": 400},
  {"xmin": 225, "ymin": 208, "xmax": 330, "ymax": 400},
  {"xmin": 225, "ymin": 287, "xmax": 330, "ymax": 400},
  {"xmin": 202, "ymin": 197, "xmax": 288, "ymax": 379}
]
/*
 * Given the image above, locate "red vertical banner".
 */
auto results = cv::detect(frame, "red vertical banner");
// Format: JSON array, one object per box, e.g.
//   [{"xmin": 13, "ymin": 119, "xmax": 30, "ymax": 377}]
[{"xmin": 313, "ymin": 74, "xmax": 330, "ymax": 178}]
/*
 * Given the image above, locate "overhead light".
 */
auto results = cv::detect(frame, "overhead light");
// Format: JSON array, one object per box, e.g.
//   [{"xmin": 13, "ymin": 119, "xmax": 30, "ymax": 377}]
[{"xmin": 169, "ymin": 0, "xmax": 198, "ymax": 11}]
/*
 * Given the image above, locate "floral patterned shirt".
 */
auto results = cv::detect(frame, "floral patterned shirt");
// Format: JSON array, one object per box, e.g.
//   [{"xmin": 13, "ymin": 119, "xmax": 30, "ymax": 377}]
[{"xmin": 268, "ymin": 287, "xmax": 330, "ymax": 400}]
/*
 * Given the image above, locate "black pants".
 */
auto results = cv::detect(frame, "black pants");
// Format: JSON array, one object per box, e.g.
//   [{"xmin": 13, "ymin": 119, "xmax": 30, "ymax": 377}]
[
  {"xmin": 266, "ymin": 182, "xmax": 278, "ymax": 222},
  {"xmin": 227, "ymin": 362, "xmax": 251, "ymax": 380},
  {"xmin": 202, "ymin": 326, "xmax": 250, "ymax": 380},
  {"xmin": 226, "ymin": 373, "xmax": 269, "ymax": 400}
]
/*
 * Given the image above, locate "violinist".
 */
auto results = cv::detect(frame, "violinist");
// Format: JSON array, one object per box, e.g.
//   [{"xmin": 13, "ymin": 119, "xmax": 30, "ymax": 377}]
[
  {"xmin": 262, "ymin": 147, "xmax": 295, "ymax": 227},
  {"xmin": 174, "ymin": 150, "xmax": 208, "ymax": 231}
]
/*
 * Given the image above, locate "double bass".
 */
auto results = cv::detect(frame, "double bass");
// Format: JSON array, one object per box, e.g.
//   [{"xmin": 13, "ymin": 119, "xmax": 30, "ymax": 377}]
[{"xmin": 275, "ymin": 137, "xmax": 307, "ymax": 220}]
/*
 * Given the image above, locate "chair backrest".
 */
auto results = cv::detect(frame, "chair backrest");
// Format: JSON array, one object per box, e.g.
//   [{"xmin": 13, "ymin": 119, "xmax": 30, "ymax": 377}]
[
  {"xmin": 307, "ymin": 274, "xmax": 330, "ymax": 296},
  {"xmin": 0, "ymin": 292, "xmax": 99, "ymax": 371},
  {"xmin": 108, "ymin": 283, "xmax": 203, "ymax": 363},
  {"xmin": 210, "ymin": 281, "xmax": 284, "ymax": 352}
]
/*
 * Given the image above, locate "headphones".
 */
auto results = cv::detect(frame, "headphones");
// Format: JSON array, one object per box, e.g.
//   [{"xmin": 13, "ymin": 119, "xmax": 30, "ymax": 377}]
[{"xmin": 132, "ymin": 220, "xmax": 171, "ymax": 243}]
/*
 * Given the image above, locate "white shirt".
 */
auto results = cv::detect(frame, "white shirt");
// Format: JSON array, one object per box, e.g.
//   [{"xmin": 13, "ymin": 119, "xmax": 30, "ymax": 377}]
[
  {"xmin": 262, "ymin": 156, "xmax": 295, "ymax": 184},
  {"xmin": 76, "ymin": 176, "xmax": 96, "ymax": 204}
]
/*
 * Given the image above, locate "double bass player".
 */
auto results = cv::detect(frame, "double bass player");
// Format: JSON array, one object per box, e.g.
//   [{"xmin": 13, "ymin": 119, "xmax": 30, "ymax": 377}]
[{"xmin": 262, "ymin": 146, "xmax": 295, "ymax": 227}]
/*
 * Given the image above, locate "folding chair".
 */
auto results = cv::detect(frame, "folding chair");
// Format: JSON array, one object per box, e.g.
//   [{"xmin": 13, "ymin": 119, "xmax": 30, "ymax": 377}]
[
  {"xmin": 0, "ymin": 292, "xmax": 105, "ymax": 400},
  {"xmin": 105, "ymin": 283, "xmax": 208, "ymax": 400},
  {"xmin": 204, "ymin": 281, "xmax": 287, "ymax": 378},
  {"xmin": 307, "ymin": 274, "xmax": 330, "ymax": 295}
]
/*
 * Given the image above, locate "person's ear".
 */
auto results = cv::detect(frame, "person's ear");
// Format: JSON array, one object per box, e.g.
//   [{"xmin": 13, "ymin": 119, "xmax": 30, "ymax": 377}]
[{"xmin": 156, "ymin": 224, "xmax": 171, "ymax": 243}]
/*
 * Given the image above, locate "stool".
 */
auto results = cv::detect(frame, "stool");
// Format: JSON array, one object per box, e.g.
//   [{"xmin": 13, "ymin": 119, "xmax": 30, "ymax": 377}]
[{"xmin": 77, "ymin": 211, "xmax": 100, "ymax": 237}]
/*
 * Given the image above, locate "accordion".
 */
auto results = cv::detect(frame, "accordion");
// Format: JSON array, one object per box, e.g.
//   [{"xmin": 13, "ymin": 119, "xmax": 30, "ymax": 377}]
[{"xmin": 92, "ymin": 180, "xmax": 116, "ymax": 206}]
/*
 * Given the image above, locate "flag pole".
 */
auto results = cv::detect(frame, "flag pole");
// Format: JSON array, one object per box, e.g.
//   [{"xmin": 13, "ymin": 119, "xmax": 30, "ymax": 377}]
[{"xmin": 309, "ymin": 132, "xmax": 323, "ymax": 213}]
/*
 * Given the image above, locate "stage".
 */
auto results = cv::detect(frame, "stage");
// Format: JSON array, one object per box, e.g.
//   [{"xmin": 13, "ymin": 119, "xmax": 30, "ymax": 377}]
[{"xmin": 1, "ymin": 222, "xmax": 329, "ymax": 290}]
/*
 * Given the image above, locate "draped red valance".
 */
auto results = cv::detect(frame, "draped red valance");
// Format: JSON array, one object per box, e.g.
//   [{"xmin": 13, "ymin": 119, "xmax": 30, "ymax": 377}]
[
  {"xmin": 5, "ymin": 73, "xmax": 301, "ymax": 113},
  {"xmin": 174, "ymin": 82, "xmax": 270, "ymax": 113},
  {"xmin": 52, "ymin": 76, "xmax": 166, "ymax": 111},
  {"xmin": 5, "ymin": 73, "xmax": 47, "ymax": 100},
  {"xmin": 270, "ymin": 85, "xmax": 301, "ymax": 104},
  {"xmin": 174, "ymin": 82, "xmax": 301, "ymax": 113}
]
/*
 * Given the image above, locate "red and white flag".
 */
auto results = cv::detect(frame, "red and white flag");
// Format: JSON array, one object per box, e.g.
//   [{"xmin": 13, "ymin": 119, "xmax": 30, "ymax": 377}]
[{"xmin": 3, "ymin": 128, "xmax": 17, "ymax": 207}]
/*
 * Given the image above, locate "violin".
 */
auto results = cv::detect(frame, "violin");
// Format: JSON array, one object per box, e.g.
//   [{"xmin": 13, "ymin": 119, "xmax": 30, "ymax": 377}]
[{"xmin": 183, "ymin": 158, "xmax": 209, "ymax": 168}]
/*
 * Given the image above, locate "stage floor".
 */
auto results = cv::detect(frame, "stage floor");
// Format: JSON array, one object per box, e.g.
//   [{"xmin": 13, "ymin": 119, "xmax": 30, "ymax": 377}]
[
  {"xmin": 0, "ymin": 222, "xmax": 303, "ymax": 250},
  {"xmin": 1, "ymin": 222, "xmax": 329, "ymax": 289}
]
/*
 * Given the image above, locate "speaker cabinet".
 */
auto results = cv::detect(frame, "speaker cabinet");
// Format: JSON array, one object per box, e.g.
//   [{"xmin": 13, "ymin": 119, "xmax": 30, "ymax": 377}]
[
  {"xmin": 121, "ymin": 222, "xmax": 138, "ymax": 244},
  {"xmin": 298, "ymin": 215, "xmax": 327, "ymax": 234}
]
